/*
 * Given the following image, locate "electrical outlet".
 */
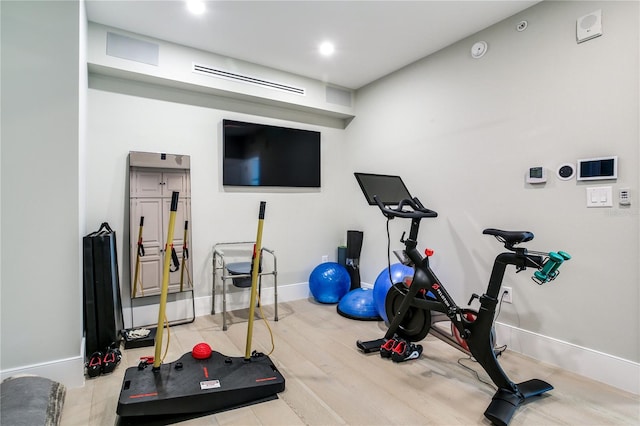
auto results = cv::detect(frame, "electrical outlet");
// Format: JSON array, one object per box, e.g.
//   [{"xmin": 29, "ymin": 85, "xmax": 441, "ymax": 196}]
[
  {"xmin": 502, "ymin": 287, "xmax": 513, "ymax": 304},
  {"xmin": 321, "ymin": 255, "xmax": 328, "ymax": 262}
]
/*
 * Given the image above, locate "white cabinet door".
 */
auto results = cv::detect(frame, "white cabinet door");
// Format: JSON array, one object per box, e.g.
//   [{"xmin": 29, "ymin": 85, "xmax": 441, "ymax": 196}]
[
  {"xmin": 133, "ymin": 170, "xmax": 163, "ymax": 198},
  {"xmin": 163, "ymin": 171, "xmax": 189, "ymax": 198},
  {"xmin": 130, "ymin": 169, "xmax": 192, "ymax": 297},
  {"xmin": 131, "ymin": 170, "xmax": 189, "ymax": 198},
  {"xmin": 130, "ymin": 198, "xmax": 163, "ymax": 297}
]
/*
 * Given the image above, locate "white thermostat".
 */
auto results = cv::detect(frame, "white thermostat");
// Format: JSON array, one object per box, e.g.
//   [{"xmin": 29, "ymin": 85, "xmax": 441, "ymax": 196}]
[{"xmin": 526, "ymin": 166, "xmax": 547, "ymax": 184}]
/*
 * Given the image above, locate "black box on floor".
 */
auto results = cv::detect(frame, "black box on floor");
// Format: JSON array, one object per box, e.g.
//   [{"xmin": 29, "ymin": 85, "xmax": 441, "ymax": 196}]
[{"xmin": 122, "ymin": 327, "xmax": 157, "ymax": 349}]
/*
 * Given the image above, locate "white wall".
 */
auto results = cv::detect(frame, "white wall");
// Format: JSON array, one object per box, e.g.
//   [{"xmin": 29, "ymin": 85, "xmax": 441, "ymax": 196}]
[
  {"xmin": 86, "ymin": 22, "xmax": 355, "ymax": 128},
  {"xmin": 84, "ymin": 21, "xmax": 355, "ymax": 329},
  {"xmin": 346, "ymin": 0, "xmax": 639, "ymax": 367},
  {"xmin": 0, "ymin": 1, "xmax": 85, "ymax": 386},
  {"xmin": 86, "ymin": 83, "xmax": 350, "ymax": 327}
]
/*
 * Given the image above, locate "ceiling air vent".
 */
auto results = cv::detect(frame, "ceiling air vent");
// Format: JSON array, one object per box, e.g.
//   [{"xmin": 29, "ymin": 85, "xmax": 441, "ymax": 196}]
[{"xmin": 193, "ymin": 63, "xmax": 305, "ymax": 96}]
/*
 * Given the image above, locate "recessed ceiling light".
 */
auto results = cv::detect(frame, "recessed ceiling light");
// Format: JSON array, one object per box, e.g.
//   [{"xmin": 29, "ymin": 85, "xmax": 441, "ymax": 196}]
[
  {"xmin": 319, "ymin": 41, "xmax": 335, "ymax": 56},
  {"xmin": 186, "ymin": 0, "xmax": 206, "ymax": 15}
]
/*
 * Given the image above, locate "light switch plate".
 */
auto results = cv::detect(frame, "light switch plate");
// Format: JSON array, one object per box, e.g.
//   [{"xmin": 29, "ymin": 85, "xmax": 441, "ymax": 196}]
[{"xmin": 586, "ymin": 186, "xmax": 613, "ymax": 207}]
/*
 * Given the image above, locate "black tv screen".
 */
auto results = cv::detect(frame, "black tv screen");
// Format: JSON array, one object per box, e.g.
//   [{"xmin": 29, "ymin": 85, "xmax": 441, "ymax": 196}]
[{"xmin": 222, "ymin": 119, "xmax": 321, "ymax": 187}]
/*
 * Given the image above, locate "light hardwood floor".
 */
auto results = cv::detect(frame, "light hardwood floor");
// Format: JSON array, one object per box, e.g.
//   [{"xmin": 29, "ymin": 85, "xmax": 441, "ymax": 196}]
[{"xmin": 61, "ymin": 299, "xmax": 639, "ymax": 425}]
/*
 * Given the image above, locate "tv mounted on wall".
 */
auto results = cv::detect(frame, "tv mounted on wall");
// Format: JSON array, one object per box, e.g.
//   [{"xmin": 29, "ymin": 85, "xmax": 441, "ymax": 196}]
[{"xmin": 222, "ymin": 119, "xmax": 321, "ymax": 188}]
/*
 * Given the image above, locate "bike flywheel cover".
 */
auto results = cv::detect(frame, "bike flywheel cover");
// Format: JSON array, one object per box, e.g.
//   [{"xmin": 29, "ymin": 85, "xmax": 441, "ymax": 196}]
[{"xmin": 385, "ymin": 283, "xmax": 431, "ymax": 342}]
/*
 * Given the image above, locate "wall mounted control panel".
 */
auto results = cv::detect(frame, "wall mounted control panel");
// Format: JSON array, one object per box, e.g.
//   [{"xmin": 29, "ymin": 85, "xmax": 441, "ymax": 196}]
[
  {"xmin": 577, "ymin": 156, "xmax": 617, "ymax": 181},
  {"xmin": 619, "ymin": 188, "xmax": 631, "ymax": 206}
]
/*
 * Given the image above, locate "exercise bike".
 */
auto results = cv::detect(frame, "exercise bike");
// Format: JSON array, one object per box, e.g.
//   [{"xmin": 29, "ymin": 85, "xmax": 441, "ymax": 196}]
[{"xmin": 353, "ymin": 173, "xmax": 571, "ymax": 426}]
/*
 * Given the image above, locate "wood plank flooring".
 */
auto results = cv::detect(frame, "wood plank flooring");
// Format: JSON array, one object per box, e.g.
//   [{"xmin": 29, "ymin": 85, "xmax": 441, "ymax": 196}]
[{"xmin": 61, "ymin": 299, "xmax": 639, "ymax": 425}]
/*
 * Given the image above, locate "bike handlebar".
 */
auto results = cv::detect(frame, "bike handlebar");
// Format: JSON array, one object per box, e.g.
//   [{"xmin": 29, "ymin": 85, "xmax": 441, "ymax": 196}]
[{"xmin": 373, "ymin": 195, "xmax": 438, "ymax": 219}]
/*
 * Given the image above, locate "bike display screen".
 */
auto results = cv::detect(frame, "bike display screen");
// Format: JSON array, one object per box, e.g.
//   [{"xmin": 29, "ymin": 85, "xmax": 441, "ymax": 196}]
[{"xmin": 354, "ymin": 173, "xmax": 413, "ymax": 206}]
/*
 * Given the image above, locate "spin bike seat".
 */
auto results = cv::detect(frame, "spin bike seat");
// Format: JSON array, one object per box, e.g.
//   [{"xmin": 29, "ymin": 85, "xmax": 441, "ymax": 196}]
[{"xmin": 483, "ymin": 228, "xmax": 534, "ymax": 246}]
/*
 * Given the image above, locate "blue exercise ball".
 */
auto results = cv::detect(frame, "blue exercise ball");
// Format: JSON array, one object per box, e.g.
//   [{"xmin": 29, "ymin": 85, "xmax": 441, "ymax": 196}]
[
  {"xmin": 309, "ymin": 262, "xmax": 351, "ymax": 304},
  {"xmin": 372, "ymin": 263, "xmax": 414, "ymax": 322},
  {"xmin": 337, "ymin": 288, "xmax": 381, "ymax": 321}
]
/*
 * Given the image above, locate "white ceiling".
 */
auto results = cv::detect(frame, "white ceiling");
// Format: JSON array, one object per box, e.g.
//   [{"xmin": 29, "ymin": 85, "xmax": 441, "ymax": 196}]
[{"xmin": 85, "ymin": 1, "xmax": 540, "ymax": 90}]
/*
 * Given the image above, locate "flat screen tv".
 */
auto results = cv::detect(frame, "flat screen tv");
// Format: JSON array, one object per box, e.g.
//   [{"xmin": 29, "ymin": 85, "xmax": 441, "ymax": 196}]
[
  {"xmin": 354, "ymin": 173, "xmax": 413, "ymax": 205},
  {"xmin": 223, "ymin": 119, "xmax": 321, "ymax": 187}
]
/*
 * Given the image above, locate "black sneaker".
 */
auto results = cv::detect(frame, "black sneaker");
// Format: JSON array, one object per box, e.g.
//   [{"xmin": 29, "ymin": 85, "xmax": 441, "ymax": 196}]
[
  {"xmin": 391, "ymin": 341, "xmax": 423, "ymax": 362},
  {"xmin": 86, "ymin": 352, "xmax": 103, "ymax": 378},
  {"xmin": 102, "ymin": 348, "xmax": 122, "ymax": 374},
  {"xmin": 380, "ymin": 337, "xmax": 398, "ymax": 358}
]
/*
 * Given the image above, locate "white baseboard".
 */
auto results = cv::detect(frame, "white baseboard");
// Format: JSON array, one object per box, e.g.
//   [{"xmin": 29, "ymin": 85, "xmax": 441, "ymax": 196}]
[
  {"xmin": 0, "ymin": 339, "xmax": 86, "ymax": 389},
  {"xmin": 209, "ymin": 282, "xmax": 638, "ymax": 395},
  {"xmin": 204, "ymin": 281, "xmax": 311, "ymax": 317},
  {"xmin": 205, "ymin": 281, "xmax": 372, "ymax": 316},
  {"xmin": 494, "ymin": 322, "xmax": 639, "ymax": 395},
  {"xmin": 125, "ymin": 282, "xmax": 312, "ymax": 326}
]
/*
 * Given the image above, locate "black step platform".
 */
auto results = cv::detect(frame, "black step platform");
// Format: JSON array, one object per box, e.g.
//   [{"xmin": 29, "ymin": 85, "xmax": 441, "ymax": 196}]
[{"xmin": 117, "ymin": 351, "xmax": 285, "ymax": 418}]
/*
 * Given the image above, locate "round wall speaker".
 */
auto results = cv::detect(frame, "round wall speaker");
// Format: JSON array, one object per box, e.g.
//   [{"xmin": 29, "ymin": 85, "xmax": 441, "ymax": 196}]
[
  {"xmin": 580, "ymin": 14, "xmax": 598, "ymax": 30},
  {"xmin": 557, "ymin": 163, "xmax": 575, "ymax": 181}
]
